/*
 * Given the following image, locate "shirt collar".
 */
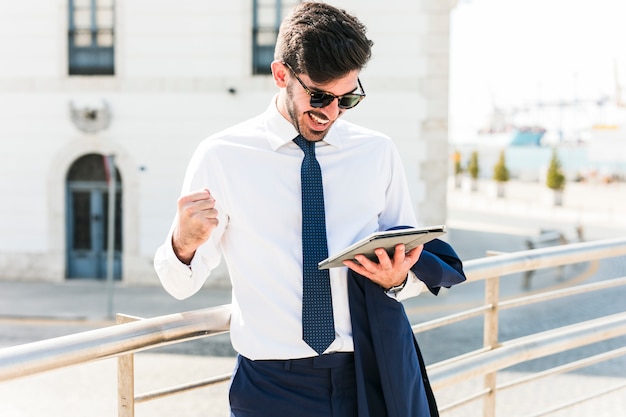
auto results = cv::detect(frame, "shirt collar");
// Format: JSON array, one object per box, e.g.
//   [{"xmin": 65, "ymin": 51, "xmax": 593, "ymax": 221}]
[{"xmin": 264, "ymin": 95, "xmax": 345, "ymax": 151}]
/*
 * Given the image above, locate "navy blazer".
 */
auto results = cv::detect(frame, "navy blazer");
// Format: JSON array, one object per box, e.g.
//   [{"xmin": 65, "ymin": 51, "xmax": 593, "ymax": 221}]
[{"xmin": 348, "ymin": 238, "xmax": 466, "ymax": 417}]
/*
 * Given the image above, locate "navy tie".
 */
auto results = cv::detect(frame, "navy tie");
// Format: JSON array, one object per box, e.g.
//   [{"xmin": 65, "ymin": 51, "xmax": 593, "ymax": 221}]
[{"xmin": 294, "ymin": 135, "xmax": 335, "ymax": 355}]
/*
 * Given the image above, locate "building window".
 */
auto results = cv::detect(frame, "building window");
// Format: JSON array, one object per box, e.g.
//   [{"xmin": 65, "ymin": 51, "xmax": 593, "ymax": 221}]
[
  {"xmin": 252, "ymin": 0, "xmax": 300, "ymax": 75},
  {"xmin": 68, "ymin": 0, "xmax": 115, "ymax": 76}
]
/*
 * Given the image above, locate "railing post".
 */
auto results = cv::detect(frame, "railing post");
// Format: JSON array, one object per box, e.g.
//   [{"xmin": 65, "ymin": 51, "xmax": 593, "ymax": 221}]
[
  {"xmin": 483, "ymin": 251, "xmax": 501, "ymax": 417},
  {"xmin": 117, "ymin": 314, "xmax": 141, "ymax": 417}
]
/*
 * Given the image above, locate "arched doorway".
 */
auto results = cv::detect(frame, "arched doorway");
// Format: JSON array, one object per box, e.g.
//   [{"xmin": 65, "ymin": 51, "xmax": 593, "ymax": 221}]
[{"xmin": 66, "ymin": 153, "xmax": 122, "ymax": 279}]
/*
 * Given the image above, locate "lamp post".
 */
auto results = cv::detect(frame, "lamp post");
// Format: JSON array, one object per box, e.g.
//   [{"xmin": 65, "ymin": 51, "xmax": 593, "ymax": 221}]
[{"xmin": 105, "ymin": 154, "xmax": 116, "ymax": 319}]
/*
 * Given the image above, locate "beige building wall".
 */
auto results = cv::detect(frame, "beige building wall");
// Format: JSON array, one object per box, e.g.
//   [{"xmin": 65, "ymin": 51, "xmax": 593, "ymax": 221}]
[{"xmin": 0, "ymin": 0, "xmax": 454, "ymax": 284}]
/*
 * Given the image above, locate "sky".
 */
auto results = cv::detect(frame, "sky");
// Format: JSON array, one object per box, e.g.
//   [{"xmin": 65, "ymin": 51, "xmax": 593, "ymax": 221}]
[{"xmin": 449, "ymin": 0, "xmax": 626, "ymax": 142}]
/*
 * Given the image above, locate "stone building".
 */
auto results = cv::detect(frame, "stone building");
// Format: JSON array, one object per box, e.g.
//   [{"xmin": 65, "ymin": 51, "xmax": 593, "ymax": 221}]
[{"xmin": 0, "ymin": 0, "xmax": 454, "ymax": 284}]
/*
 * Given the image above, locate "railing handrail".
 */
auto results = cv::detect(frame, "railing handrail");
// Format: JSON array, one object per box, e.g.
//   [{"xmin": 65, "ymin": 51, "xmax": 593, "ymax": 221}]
[
  {"xmin": 462, "ymin": 236, "xmax": 626, "ymax": 281},
  {"xmin": 427, "ymin": 311, "xmax": 626, "ymax": 390},
  {"xmin": 2, "ymin": 237, "xmax": 626, "ymax": 383},
  {"xmin": 1, "ymin": 236, "xmax": 626, "ymax": 415},
  {"xmin": 0, "ymin": 305, "xmax": 231, "ymax": 383}
]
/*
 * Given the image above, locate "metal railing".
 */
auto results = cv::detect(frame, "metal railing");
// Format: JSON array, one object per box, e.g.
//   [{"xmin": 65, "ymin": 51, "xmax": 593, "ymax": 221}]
[
  {"xmin": 420, "ymin": 237, "xmax": 626, "ymax": 416},
  {"xmin": 1, "ymin": 237, "xmax": 626, "ymax": 416}
]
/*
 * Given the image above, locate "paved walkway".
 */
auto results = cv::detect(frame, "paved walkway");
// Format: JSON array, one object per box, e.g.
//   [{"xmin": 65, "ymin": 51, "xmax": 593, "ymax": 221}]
[
  {"xmin": 0, "ymin": 180, "xmax": 625, "ymax": 416},
  {"xmin": 448, "ymin": 178, "xmax": 626, "ymax": 240}
]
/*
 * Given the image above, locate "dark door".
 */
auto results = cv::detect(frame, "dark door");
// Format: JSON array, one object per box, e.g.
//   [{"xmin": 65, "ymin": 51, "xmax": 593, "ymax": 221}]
[{"xmin": 66, "ymin": 154, "xmax": 122, "ymax": 279}]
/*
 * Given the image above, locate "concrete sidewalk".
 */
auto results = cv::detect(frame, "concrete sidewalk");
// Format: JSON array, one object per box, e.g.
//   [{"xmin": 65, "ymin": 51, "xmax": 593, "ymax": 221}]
[{"xmin": 448, "ymin": 178, "xmax": 626, "ymax": 240}]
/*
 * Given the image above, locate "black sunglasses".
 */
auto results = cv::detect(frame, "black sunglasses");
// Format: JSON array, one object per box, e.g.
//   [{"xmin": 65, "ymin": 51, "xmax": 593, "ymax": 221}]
[{"xmin": 283, "ymin": 62, "xmax": 366, "ymax": 109}]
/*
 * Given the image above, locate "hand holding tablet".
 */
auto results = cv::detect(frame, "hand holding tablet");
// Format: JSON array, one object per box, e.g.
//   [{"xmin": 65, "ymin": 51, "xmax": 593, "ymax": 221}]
[{"xmin": 318, "ymin": 225, "xmax": 446, "ymax": 269}]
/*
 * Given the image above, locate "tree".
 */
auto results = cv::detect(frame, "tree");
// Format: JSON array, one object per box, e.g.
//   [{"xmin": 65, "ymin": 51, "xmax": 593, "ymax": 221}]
[
  {"xmin": 465, "ymin": 150, "xmax": 480, "ymax": 192},
  {"xmin": 546, "ymin": 149, "xmax": 565, "ymax": 206},
  {"xmin": 492, "ymin": 150, "xmax": 510, "ymax": 183},
  {"xmin": 452, "ymin": 150, "xmax": 463, "ymax": 188},
  {"xmin": 546, "ymin": 149, "xmax": 565, "ymax": 191},
  {"xmin": 453, "ymin": 150, "xmax": 463, "ymax": 176},
  {"xmin": 492, "ymin": 149, "xmax": 509, "ymax": 198},
  {"xmin": 467, "ymin": 150, "xmax": 479, "ymax": 180}
]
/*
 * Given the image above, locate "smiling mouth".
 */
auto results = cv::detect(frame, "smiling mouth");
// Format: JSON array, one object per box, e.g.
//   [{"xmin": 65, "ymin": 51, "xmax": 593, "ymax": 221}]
[{"xmin": 308, "ymin": 111, "xmax": 330, "ymax": 126}]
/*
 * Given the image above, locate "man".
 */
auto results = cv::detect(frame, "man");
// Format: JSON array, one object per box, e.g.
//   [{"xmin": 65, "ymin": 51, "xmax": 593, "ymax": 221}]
[{"xmin": 154, "ymin": 2, "xmax": 465, "ymax": 416}]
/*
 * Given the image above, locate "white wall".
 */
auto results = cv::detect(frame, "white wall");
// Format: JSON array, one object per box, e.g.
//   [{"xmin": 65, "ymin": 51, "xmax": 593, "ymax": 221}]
[{"xmin": 0, "ymin": 0, "xmax": 453, "ymax": 284}]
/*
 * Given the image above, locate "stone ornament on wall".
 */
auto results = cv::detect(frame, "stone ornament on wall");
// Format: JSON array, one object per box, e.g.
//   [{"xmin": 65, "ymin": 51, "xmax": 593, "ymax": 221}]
[{"xmin": 69, "ymin": 100, "xmax": 111, "ymax": 133}]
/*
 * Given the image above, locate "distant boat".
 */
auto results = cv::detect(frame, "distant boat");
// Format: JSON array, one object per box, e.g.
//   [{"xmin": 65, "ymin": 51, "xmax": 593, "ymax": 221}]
[{"xmin": 509, "ymin": 127, "xmax": 546, "ymax": 146}]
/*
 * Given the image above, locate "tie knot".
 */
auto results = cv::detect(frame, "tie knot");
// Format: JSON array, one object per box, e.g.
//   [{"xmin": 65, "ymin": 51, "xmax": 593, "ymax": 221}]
[{"xmin": 294, "ymin": 135, "xmax": 315, "ymax": 156}]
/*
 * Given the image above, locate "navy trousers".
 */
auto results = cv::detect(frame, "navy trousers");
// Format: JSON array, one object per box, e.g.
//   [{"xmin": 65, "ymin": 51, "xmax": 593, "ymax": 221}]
[{"xmin": 229, "ymin": 353, "xmax": 357, "ymax": 417}]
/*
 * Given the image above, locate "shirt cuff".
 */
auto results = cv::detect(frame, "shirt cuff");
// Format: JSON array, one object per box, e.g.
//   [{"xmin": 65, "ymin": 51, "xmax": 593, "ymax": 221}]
[{"xmin": 385, "ymin": 271, "xmax": 423, "ymax": 301}]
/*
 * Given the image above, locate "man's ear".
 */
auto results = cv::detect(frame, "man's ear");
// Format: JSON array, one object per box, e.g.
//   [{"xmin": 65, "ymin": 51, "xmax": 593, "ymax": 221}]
[{"xmin": 271, "ymin": 60, "xmax": 288, "ymax": 88}]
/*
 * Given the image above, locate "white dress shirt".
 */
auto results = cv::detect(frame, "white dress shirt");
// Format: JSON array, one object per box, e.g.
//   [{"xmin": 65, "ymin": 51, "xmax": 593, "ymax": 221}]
[{"xmin": 154, "ymin": 97, "xmax": 424, "ymax": 360}]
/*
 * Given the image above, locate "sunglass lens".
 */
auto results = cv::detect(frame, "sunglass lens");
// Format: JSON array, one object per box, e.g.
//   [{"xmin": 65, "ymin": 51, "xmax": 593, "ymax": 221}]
[
  {"xmin": 338, "ymin": 95, "xmax": 361, "ymax": 109},
  {"xmin": 309, "ymin": 93, "xmax": 334, "ymax": 108},
  {"xmin": 309, "ymin": 93, "xmax": 363, "ymax": 109}
]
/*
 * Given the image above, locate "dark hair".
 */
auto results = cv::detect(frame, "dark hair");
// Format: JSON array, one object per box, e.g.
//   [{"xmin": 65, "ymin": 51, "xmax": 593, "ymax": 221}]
[{"xmin": 275, "ymin": 1, "xmax": 373, "ymax": 83}]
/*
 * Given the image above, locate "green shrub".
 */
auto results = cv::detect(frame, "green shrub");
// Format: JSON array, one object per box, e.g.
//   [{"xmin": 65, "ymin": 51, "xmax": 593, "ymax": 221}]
[
  {"xmin": 467, "ymin": 150, "xmax": 479, "ymax": 179},
  {"xmin": 493, "ymin": 150, "xmax": 510, "ymax": 182},
  {"xmin": 546, "ymin": 149, "xmax": 565, "ymax": 191},
  {"xmin": 453, "ymin": 150, "xmax": 463, "ymax": 175}
]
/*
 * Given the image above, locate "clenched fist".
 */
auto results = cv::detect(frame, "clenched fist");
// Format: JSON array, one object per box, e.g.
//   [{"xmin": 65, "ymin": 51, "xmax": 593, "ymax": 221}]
[{"xmin": 172, "ymin": 188, "xmax": 219, "ymax": 264}]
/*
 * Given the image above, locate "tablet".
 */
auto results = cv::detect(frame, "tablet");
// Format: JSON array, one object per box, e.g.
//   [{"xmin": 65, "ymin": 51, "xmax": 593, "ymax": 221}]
[{"xmin": 318, "ymin": 225, "xmax": 446, "ymax": 269}]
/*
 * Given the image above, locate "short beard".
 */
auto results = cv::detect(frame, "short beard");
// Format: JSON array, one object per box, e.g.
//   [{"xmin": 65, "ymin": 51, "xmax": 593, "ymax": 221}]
[
  {"xmin": 285, "ymin": 83, "xmax": 303, "ymax": 136},
  {"xmin": 285, "ymin": 80, "xmax": 328, "ymax": 142}
]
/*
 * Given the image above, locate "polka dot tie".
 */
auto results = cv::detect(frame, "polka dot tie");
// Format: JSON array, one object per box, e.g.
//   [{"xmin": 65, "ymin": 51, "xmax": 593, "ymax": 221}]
[{"xmin": 294, "ymin": 135, "xmax": 335, "ymax": 355}]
